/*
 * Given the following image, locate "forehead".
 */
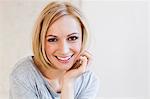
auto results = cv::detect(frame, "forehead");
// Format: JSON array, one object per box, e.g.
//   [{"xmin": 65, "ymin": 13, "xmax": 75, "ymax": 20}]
[{"xmin": 46, "ymin": 15, "xmax": 82, "ymax": 36}]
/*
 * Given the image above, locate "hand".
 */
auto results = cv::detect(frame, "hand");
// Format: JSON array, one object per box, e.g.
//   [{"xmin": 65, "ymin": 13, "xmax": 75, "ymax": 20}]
[
  {"xmin": 61, "ymin": 51, "xmax": 92, "ymax": 99},
  {"xmin": 63, "ymin": 51, "xmax": 92, "ymax": 82}
]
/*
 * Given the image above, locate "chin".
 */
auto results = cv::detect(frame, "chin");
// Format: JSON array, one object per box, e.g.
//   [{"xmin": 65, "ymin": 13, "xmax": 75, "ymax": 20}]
[{"xmin": 54, "ymin": 62, "xmax": 73, "ymax": 71}]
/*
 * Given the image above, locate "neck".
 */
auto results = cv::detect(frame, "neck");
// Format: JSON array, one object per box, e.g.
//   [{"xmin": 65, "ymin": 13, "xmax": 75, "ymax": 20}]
[
  {"xmin": 43, "ymin": 67, "xmax": 66, "ymax": 93},
  {"xmin": 34, "ymin": 59, "xmax": 65, "ymax": 93},
  {"xmin": 44, "ymin": 67, "xmax": 66, "ymax": 80}
]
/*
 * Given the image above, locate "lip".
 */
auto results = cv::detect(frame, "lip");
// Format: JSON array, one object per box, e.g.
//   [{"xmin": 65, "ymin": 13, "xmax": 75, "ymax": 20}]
[{"xmin": 55, "ymin": 55, "xmax": 74, "ymax": 64}]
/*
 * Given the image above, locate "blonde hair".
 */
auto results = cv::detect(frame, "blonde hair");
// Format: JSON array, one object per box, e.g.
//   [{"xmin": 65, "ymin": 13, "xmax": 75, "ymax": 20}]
[{"xmin": 32, "ymin": 1, "xmax": 89, "ymax": 68}]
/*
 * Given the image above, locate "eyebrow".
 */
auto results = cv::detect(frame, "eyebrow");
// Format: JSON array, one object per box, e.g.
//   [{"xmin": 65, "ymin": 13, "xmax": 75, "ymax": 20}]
[
  {"xmin": 46, "ymin": 35, "xmax": 57, "ymax": 38},
  {"xmin": 67, "ymin": 33, "xmax": 79, "ymax": 37},
  {"xmin": 46, "ymin": 32, "xmax": 79, "ymax": 37}
]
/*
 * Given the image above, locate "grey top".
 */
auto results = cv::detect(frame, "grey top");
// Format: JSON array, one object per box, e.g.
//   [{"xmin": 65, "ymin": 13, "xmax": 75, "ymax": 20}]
[{"xmin": 9, "ymin": 56, "xmax": 100, "ymax": 99}]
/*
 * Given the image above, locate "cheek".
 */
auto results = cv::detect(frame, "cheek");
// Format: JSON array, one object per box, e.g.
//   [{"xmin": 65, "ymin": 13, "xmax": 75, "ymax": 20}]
[
  {"xmin": 71, "ymin": 42, "xmax": 82, "ymax": 53},
  {"xmin": 45, "ymin": 43, "xmax": 55, "ymax": 55}
]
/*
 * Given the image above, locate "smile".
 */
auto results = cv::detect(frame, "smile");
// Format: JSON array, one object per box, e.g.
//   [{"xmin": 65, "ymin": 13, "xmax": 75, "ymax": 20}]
[{"xmin": 55, "ymin": 55, "xmax": 74, "ymax": 63}]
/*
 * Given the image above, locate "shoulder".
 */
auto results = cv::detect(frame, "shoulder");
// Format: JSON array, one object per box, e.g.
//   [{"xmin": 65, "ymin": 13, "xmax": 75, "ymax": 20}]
[
  {"xmin": 74, "ymin": 70, "xmax": 100, "ymax": 97},
  {"xmin": 9, "ymin": 56, "xmax": 43, "ymax": 98},
  {"xmin": 10, "ymin": 56, "xmax": 34, "ymax": 75},
  {"xmin": 75, "ymin": 70, "xmax": 100, "ymax": 83},
  {"xmin": 10, "ymin": 56, "xmax": 38, "ymax": 84},
  {"xmin": 81, "ymin": 70, "xmax": 100, "ymax": 87}
]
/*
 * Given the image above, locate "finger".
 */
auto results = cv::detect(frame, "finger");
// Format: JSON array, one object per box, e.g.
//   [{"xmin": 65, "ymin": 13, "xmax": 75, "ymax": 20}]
[
  {"xmin": 78, "ymin": 56, "xmax": 88, "ymax": 73},
  {"xmin": 81, "ymin": 50, "xmax": 93, "ymax": 64}
]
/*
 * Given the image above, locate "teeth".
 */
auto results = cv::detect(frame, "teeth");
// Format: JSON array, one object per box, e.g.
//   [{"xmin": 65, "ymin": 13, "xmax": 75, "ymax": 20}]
[{"xmin": 56, "ymin": 56, "xmax": 71, "ymax": 61}]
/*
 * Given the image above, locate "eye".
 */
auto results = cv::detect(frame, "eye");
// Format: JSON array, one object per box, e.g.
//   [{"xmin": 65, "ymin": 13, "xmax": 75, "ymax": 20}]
[
  {"xmin": 47, "ymin": 38, "xmax": 57, "ymax": 42},
  {"xmin": 68, "ymin": 36, "xmax": 79, "ymax": 41}
]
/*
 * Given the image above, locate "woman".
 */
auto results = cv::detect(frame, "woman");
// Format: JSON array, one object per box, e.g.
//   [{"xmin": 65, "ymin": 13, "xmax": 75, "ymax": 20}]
[{"xmin": 10, "ymin": 1, "xmax": 99, "ymax": 99}]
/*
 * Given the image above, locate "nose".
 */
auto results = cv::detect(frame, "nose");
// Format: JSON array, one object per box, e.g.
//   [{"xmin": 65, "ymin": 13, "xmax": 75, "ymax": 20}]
[{"xmin": 59, "ymin": 40, "xmax": 70, "ymax": 55}]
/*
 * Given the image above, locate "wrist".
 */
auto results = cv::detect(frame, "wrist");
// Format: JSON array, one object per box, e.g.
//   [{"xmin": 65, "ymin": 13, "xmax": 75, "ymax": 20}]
[
  {"xmin": 63, "ymin": 74, "xmax": 75, "ymax": 83},
  {"xmin": 61, "ymin": 78, "xmax": 74, "ymax": 97},
  {"xmin": 62, "ymin": 77, "xmax": 75, "ymax": 91},
  {"xmin": 62, "ymin": 78, "xmax": 74, "ymax": 86}
]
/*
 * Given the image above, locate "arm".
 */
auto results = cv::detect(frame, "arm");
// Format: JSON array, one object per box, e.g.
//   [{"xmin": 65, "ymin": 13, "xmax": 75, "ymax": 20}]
[
  {"xmin": 61, "ymin": 51, "xmax": 90, "ymax": 99},
  {"xmin": 61, "ymin": 79, "xmax": 75, "ymax": 99}
]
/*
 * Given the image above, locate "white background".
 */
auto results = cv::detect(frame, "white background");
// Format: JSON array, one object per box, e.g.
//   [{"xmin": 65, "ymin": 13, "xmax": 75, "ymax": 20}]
[{"xmin": 0, "ymin": 0, "xmax": 149, "ymax": 99}]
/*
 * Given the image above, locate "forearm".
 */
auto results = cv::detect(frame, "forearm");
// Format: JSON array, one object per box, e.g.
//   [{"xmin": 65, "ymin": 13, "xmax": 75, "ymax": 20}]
[
  {"xmin": 60, "ymin": 53, "xmax": 89, "ymax": 99},
  {"xmin": 61, "ymin": 79, "xmax": 74, "ymax": 99}
]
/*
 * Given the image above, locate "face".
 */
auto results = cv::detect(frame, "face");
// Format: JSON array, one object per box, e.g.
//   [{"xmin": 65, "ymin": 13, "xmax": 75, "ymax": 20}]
[{"xmin": 45, "ymin": 15, "xmax": 82, "ymax": 71}]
